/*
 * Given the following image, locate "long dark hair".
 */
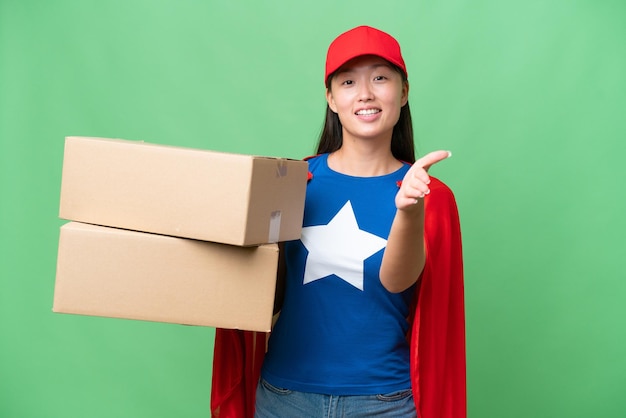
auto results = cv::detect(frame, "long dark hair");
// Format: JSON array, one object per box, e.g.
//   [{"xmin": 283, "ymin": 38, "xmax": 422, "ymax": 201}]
[{"xmin": 315, "ymin": 66, "xmax": 416, "ymax": 164}]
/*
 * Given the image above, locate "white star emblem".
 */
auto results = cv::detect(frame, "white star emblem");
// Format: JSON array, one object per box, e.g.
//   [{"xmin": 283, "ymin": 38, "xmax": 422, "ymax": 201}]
[{"xmin": 300, "ymin": 201, "xmax": 387, "ymax": 290}]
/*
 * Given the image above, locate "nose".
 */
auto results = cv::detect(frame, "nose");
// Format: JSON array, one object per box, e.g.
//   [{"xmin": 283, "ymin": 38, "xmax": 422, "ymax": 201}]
[{"xmin": 357, "ymin": 82, "xmax": 374, "ymax": 102}]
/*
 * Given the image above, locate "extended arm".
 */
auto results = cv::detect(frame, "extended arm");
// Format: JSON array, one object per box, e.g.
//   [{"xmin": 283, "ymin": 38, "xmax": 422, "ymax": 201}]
[{"xmin": 380, "ymin": 150, "xmax": 451, "ymax": 292}]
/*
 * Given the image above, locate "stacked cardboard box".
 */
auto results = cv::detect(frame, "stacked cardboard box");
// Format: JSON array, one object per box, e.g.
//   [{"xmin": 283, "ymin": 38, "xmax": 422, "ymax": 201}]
[{"xmin": 53, "ymin": 137, "xmax": 308, "ymax": 332}]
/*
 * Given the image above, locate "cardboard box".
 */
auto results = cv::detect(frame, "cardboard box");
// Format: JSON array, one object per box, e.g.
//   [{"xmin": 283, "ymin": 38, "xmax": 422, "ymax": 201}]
[
  {"xmin": 59, "ymin": 136, "xmax": 308, "ymax": 246},
  {"xmin": 53, "ymin": 222, "xmax": 279, "ymax": 332}
]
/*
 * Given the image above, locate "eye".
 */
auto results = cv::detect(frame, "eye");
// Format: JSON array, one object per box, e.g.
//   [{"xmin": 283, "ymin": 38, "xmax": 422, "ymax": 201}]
[
  {"xmin": 374, "ymin": 75, "xmax": 387, "ymax": 81},
  {"xmin": 341, "ymin": 79, "xmax": 354, "ymax": 86}
]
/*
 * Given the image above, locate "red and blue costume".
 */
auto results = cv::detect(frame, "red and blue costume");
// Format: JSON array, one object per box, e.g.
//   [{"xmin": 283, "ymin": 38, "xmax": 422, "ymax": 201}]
[{"xmin": 210, "ymin": 162, "xmax": 466, "ymax": 418}]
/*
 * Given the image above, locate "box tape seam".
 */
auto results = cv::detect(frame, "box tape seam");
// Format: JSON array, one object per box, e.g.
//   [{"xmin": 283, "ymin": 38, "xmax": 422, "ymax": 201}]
[
  {"xmin": 268, "ymin": 211, "xmax": 281, "ymax": 243},
  {"xmin": 276, "ymin": 159, "xmax": 287, "ymax": 177}
]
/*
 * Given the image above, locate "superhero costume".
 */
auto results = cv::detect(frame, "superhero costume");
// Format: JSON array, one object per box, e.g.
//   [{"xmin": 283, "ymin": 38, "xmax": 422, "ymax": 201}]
[{"xmin": 210, "ymin": 161, "xmax": 466, "ymax": 417}]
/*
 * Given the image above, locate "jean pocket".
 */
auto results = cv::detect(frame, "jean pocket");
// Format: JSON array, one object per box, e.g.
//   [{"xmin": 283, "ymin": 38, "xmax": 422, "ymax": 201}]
[
  {"xmin": 260, "ymin": 378, "xmax": 293, "ymax": 395},
  {"xmin": 376, "ymin": 388, "xmax": 413, "ymax": 402}
]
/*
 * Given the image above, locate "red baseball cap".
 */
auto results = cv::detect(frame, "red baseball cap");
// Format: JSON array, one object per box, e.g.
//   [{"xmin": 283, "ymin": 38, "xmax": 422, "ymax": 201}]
[{"xmin": 325, "ymin": 25, "xmax": 407, "ymax": 84}]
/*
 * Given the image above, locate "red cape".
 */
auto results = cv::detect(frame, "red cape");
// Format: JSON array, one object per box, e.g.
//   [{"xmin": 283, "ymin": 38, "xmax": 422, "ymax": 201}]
[{"xmin": 211, "ymin": 177, "xmax": 466, "ymax": 418}]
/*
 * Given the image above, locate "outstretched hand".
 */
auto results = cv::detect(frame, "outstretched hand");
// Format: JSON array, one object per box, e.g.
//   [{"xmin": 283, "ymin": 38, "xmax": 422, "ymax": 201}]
[{"xmin": 396, "ymin": 150, "xmax": 451, "ymax": 210}]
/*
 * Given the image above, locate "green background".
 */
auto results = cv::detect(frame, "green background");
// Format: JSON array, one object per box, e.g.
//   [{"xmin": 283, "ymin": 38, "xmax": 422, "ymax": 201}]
[{"xmin": 1, "ymin": 0, "xmax": 625, "ymax": 417}]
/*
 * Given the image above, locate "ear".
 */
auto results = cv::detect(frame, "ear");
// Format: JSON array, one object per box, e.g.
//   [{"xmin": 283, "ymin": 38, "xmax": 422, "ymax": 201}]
[
  {"xmin": 326, "ymin": 88, "xmax": 338, "ymax": 113},
  {"xmin": 401, "ymin": 81, "xmax": 409, "ymax": 107}
]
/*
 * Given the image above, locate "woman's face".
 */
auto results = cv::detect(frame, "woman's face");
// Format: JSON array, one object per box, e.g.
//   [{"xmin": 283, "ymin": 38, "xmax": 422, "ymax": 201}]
[{"xmin": 326, "ymin": 55, "xmax": 408, "ymax": 146}]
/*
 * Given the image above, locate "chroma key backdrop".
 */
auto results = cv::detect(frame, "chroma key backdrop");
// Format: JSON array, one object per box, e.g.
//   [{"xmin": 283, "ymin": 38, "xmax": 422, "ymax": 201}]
[{"xmin": 1, "ymin": 1, "xmax": 625, "ymax": 417}]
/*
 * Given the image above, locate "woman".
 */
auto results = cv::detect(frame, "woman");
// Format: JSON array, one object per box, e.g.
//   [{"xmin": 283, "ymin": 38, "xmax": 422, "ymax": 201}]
[{"xmin": 212, "ymin": 26, "xmax": 466, "ymax": 418}]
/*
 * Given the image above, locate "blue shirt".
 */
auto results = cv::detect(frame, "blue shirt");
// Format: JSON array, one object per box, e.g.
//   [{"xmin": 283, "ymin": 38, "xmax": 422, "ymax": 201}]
[{"xmin": 261, "ymin": 153, "xmax": 415, "ymax": 395}]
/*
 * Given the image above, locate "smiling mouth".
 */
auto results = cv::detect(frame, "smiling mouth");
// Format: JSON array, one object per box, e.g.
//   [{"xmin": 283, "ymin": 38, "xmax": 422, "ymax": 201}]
[{"xmin": 355, "ymin": 109, "xmax": 381, "ymax": 116}]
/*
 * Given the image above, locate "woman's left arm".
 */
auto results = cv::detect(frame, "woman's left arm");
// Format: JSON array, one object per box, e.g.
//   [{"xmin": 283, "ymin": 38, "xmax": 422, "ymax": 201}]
[{"xmin": 379, "ymin": 150, "xmax": 451, "ymax": 292}]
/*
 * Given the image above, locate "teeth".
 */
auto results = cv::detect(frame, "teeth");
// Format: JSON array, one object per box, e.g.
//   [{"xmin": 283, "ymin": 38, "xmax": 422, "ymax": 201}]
[{"xmin": 356, "ymin": 109, "xmax": 380, "ymax": 115}]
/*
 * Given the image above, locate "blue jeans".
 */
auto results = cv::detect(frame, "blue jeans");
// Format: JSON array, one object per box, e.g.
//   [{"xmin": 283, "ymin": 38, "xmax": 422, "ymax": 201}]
[{"xmin": 254, "ymin": 378, "xmax": 417, "ymax": 417}]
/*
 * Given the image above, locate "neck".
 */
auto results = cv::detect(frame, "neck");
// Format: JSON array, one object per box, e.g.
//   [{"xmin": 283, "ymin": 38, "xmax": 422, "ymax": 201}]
[{"xmin": 327, "ymin": 144, "xmax": 402, "ymax": 177}]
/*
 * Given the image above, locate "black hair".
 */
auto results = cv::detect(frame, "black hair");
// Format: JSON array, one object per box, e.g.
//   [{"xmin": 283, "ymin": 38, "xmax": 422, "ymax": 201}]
[{"xmin": 315, "ymin": 65, "xmax": 416, "ymax": 164}]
